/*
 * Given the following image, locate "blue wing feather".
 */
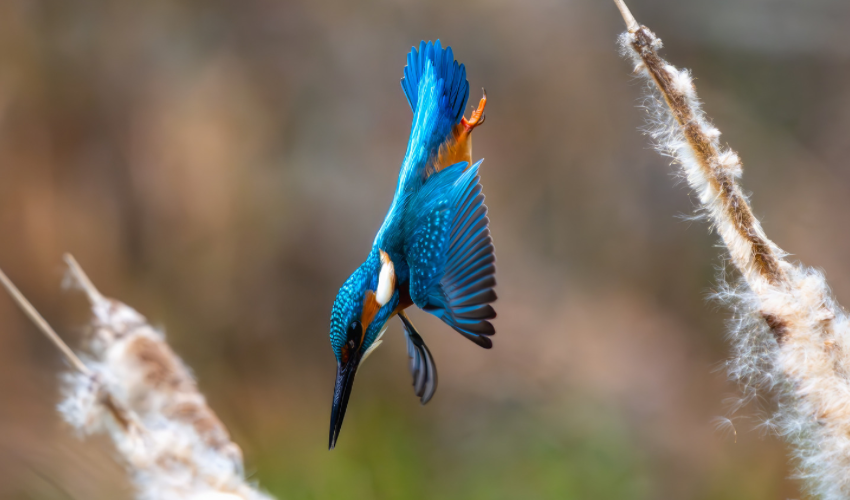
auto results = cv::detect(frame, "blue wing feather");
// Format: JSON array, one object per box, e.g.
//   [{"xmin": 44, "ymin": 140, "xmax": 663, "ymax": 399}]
[{"xmin": 405, "ymin": 160, "xmax": 497, "ymax": 348}]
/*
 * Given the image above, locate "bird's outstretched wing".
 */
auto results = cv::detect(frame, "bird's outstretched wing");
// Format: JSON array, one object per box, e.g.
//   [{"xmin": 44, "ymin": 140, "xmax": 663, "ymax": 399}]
[{"xmin": 404, "ymin": 160, "xmax": 496, "ymax": 348}]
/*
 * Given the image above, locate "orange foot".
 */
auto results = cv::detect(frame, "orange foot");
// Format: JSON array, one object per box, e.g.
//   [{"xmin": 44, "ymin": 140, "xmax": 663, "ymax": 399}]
[{"xmin": 461, "ymin": 89, "xmax": 487, "ymax": 132}]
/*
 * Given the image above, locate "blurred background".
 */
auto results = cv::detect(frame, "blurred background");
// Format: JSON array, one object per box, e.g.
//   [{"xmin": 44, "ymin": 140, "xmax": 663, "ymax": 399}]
[{"xmin": 2, "ymin": 0, "xmax": 850, "ymax": 498}]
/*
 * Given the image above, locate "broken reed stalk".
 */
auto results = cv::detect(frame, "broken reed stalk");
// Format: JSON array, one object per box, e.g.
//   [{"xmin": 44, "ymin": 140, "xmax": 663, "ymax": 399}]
[
  {"xmin": 614, "ymin": 1, "xmax": 850, "ymax": 497},
  {"xmin": 0, "ymin": 255, "xmax": 274, "ymax": 500}
]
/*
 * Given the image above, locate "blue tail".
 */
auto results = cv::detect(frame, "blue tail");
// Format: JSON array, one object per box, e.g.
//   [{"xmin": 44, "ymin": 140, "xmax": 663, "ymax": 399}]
[{"xmin": 401, "ymin": 40, "xmax": 470, "ymax": 127}]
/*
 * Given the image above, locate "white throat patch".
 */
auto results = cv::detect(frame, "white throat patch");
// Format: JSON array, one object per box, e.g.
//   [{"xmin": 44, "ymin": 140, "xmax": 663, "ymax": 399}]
[{"xmin": 376, "ymin": 249, "xmax": 396, "ymax": 306}]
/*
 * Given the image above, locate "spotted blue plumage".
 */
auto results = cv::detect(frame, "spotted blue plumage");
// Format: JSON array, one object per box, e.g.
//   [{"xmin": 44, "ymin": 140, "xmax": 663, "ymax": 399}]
[
  {"xmin": 404, "ymin": 159, "xmax": 495, "ymax": 347},
  {"xmin": 332, "ymin": 40, "xmax": 490, "ymax": 358},
  {"xmin": 330, "ymin": 249, "xmax": 401, "ymax": 360},
  {"xmin": 328, "ymin": 41, "xmax": 496, "ymax": 448}
]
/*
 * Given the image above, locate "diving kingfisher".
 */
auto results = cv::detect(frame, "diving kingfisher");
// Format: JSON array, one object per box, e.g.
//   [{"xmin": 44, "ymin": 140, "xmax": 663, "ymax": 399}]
[{"xmin": 328, "ymin": 40, "xmax": 496, "ymax": 449}]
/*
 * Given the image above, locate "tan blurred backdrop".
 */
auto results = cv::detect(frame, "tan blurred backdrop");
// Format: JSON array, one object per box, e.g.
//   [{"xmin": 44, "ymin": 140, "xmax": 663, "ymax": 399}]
[{"xmin": 2, "ymin": 0, "xmax": 850, "ymax": 498}]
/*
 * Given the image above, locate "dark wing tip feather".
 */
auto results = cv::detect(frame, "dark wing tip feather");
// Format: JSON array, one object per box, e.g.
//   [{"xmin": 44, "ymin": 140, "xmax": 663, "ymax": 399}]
[
  {"xmin": 400, "ymin": 314, "xmax": 438, "ymax": 404},
  {"xmin": 452, "ymin": 316, "xmax": 495, "ymax": 334},
  {"xmin": 454, "ymin": 327, "xmax": 493, "ymax": 349},
  {"xmin": 452, "ymin": 288, "xmax": 498, "ymax": 309},
  {"xmin": 453, "ymin": 303, "xmax": 496, "ymax": 320}
]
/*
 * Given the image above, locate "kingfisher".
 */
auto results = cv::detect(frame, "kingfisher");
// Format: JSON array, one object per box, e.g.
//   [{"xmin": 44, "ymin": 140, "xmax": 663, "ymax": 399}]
[{"xmin": 328, "ymin": 40, "xmax": 496, "ymax": 449}]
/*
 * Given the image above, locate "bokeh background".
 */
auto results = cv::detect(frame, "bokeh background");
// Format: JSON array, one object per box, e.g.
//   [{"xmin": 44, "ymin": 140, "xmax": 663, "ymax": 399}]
[{"xmin": 2, "ymin": 0, "xmax": 850, "ymax": 498}]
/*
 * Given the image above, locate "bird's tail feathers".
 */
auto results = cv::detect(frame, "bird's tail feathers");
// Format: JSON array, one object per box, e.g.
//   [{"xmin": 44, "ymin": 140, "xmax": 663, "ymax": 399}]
[{"xmin": 401, "ymin": 40, "xmax": 470, "ymax": 126}]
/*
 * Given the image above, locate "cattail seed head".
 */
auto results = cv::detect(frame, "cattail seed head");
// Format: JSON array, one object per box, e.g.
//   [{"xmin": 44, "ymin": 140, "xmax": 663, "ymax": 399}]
[
  {"xmin": 616, "ymin": 3, "xmax": 850, "ymax": 497},
  {"xmin": 55, "ymin": 257, "xmax": 275, "ymax": 500}
]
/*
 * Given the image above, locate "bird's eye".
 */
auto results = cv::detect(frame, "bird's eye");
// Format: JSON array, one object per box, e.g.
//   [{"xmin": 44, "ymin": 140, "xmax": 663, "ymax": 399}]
[
  {"xmin": 342, "ymin": 320, "xmax": 363, "ymax": 356},
  {"xmin": 347, "ymin": 320, "xmax": 363, "ymax": 344}
]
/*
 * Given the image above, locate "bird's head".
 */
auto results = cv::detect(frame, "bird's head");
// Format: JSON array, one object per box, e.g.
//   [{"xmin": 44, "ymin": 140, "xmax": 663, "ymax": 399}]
[{"xmin": 328, "ymin": 248, "xmax": 398, "ymax": 449}]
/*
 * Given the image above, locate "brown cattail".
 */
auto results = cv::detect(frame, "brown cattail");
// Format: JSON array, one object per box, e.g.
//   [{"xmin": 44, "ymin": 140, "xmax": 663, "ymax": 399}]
[
  {"xmin": 0, "ymin": 256, "xmax": 275, "ymax": 500},
  {"xmin": 614, "ymin": 1, "xmax": 850, "ymax": 497}
]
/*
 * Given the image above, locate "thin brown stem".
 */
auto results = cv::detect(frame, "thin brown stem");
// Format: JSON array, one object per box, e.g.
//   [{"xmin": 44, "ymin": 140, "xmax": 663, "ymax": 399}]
[
  {"xmin": 63, "ymin": 254, "xmax": 105, "ymax": 306},
  {"xmin": 616, "ymin": 3, "xmax": 850, "ymax": 496},
  {"xmin": 0, "ymin": 266, "xmax": 90, "ymax": 374},
  {"xmin": 612, "ymin": 0, "xmax": 640, "ymax": 33}
]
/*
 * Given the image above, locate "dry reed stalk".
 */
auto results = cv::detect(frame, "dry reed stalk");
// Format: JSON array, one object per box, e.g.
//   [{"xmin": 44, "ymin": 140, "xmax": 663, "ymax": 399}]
[
  {"xmin": 0, "ymin": 255, "xmax": 275, "ymax": 500},
  {"xmin": 613, "ymin": 1, "xmax": 850, "ymax": 497}
]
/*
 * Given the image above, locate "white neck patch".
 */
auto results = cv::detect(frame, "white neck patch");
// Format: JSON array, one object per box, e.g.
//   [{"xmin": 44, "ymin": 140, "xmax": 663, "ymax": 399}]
[{"xmin": 376, "ymin": 249, "xmax": 396, "ymax": 306}]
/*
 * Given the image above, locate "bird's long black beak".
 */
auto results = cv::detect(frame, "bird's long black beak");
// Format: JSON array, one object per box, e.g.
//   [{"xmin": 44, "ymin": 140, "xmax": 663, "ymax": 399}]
[{"xmin": 329, "ymin": 351, "xmax": 361, "ymax": 450}]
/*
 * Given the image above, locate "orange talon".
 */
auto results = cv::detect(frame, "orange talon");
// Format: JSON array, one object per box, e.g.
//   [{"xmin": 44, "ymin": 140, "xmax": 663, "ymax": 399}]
[
  {"xmin": 461, "ymin": 89, "xmax": 487, "ymax": 132},
  {"xmin": 429, "ymin": 89, "xmax": 488, "ymax": 176}
]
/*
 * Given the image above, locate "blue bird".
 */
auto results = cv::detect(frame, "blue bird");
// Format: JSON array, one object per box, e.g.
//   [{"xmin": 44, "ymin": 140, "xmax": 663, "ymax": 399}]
[{"xmin": 329, "ymin": 40, "xmax": 495, "ymax": 449}]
